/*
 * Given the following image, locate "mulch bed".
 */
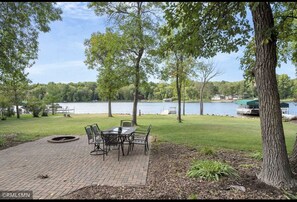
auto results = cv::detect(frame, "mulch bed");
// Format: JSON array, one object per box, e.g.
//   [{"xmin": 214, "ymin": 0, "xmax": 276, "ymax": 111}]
[{"xmin": 60, "ymin": 142, "xmax": 287, "ymax": 199}]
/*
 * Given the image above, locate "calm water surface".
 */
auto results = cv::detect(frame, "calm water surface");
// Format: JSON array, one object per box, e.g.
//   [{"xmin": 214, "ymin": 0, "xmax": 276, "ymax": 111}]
[{"xmin": 58, "ymin": 102, "xmax": 297, "ymax": 116}]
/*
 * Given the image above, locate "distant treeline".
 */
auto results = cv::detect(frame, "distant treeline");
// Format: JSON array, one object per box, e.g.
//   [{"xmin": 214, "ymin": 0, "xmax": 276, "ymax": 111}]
[{"xmin": 28, "ymin": 74, "xmax": 297, "ymax": 102}]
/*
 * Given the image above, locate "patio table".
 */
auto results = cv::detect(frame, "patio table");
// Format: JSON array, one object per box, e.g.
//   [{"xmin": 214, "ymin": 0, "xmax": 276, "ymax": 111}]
[{"xmin": 103, "ymin": 126, "xmax": 136, "ymax": 156}]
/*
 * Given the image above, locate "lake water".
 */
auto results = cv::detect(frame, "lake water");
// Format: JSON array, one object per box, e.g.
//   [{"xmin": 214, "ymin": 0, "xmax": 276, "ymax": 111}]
[{"xmin": 58, "ymin": 101, "xmax": 297, "ymax": 116}]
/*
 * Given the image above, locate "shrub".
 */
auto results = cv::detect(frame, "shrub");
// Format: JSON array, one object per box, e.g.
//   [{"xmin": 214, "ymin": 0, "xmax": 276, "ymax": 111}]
[
  {"xmin": 249, "ymin": 151, "xmax": 263, "ymax": 160},
  {"xmin": 26, "ymin": 98, "xmax": 44, "ymax": 117},
  {"xmin": 239, "ymin": 164, "xmax": 255, "ymax": 169},
  {"xmin": 284, "ymin": 191, "xmax": 297, "ymax": 199},
  {"xmin": 200, "ymin": 146, "xmax": 215, "ymax": 156},
  {"xmin": 187, "ymin": 160, "xmax": 238, "ymax": 181},
  {"xmin": 0, "ymin": 137, "xmax": 4, "ymax": 146},
  {"xmin": 187, "ymin": 194, "xmax": 198, "ymax": 199}
]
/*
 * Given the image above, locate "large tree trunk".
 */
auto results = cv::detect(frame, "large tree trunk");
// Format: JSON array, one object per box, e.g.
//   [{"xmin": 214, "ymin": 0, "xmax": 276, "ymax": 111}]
[
  {"xmin": 290, "ymin": 136, "xmax": 297, "ymax": 174},
  {"xmin": 176, "ymin": 55, "xmax": 182, "ymax": 123},
  {"xmin": 199, "ymin": 83, "xmax": 205, "ymax": 115},
  {"xmin": 51, "ymin": 103, "xmax": 55, "ymax": 115},
  {"xmin": 132, "ymin": 49, "xmax": 143, "ymax": 126},
  {"xmin": 183, "ymin": 82, "xmax": 186, "ymax": 116},
  {"xmin": 16, "ymin": 104, "xmax": 20, "ymax": 119},
  {"xmin": 108, "ymin": 98, "xmax": 112, "ymax": 117},
  {"xmin": 250, "ymin": 2, "xmax": 296, "ymax": 189},
  {"xmin": 176, "ymin": 74, "xmax": 182, "ymax": 123},
  {"xmin": 14, "ymin": 89, "xmax": 20, "ymax": 119}
]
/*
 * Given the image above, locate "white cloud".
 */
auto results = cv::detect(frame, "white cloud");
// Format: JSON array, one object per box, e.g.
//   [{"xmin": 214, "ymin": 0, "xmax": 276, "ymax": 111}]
[
  {"xmin": 28, "ymin": 60, "xmax": 85, "ymax": 75},
  {"xmin": 27, "ymin": 60, "xmax": 87, "ymax": 76},
  {"xmin": 26, "ymin": 60, "xmax": 98, "ymax": 83},
  {"xmin": 56, "ymin": 2, "xmax": 103, "ymax": 21}
]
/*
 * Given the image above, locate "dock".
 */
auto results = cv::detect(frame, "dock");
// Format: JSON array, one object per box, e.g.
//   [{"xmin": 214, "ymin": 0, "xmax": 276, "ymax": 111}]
[
  {"xmin": 56, "ymin": 106, "xmax": 75, "ymax": 115},
  {"xmin": 161, "ymin": 107, "xmax": 176, "ymax": 115}
]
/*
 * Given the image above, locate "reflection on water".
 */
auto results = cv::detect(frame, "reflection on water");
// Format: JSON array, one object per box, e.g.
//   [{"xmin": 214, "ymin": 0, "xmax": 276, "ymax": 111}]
[{"xmin": 57, "ymin": 102, "xmax": 297, "ymax": 117}]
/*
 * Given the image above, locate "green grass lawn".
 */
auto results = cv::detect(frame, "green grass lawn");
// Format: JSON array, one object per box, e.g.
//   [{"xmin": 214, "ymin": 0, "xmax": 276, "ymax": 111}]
[{"xmin": 0, "ymin": 113, "xmax": 296, "ymax": 154}]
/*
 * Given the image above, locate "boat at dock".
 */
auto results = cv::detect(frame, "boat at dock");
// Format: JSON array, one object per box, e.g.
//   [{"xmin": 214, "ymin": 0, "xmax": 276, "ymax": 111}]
[{"xmin": 235, "ymin": 99, "xmax": 289, "ymax": 116}]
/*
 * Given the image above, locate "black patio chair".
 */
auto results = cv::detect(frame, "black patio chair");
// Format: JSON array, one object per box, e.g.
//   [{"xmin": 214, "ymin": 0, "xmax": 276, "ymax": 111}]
[
  {"xmin": 120, "ymin": 120, "xmax": 134, "ymax": 127},
  {"xmin": 120, "ymin": 120, "xmax": 135, "ymax": 154},
  {"xmin": 101, "ymin": 127, "xmax": 123, "ymax": 161},
  {"xmin": 85, "ymin": 125, "xmax": 106, "ymax": 158},
  {"xmin": 130, "ymin": 124, "xmax": 152, "ymax": 155}
]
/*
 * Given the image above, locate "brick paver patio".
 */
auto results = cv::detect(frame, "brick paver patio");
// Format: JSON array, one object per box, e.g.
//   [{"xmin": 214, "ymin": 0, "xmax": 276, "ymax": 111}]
[{"xmin": 0, "ymin": 135, "xmax": 149, "ymax": 199}]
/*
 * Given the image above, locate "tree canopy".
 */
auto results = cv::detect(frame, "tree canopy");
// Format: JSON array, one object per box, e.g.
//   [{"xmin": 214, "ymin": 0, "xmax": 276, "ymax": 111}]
[
  {"xmin": 0, "ymin": 2, "xmax": 62, "ymax": 78},
  {"xmin": 88, "ymin": 2, "xmax": 162, "ymax": 125},
  {"xmin": 161, "ymin": 1, "xmax": 297, "ymax": 189}
]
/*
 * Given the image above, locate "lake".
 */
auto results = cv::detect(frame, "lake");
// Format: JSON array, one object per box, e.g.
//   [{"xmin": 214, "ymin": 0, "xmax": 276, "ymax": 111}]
[{"xmin": 58, "ymin": 101, "xmax": 297, "ymax": 116}]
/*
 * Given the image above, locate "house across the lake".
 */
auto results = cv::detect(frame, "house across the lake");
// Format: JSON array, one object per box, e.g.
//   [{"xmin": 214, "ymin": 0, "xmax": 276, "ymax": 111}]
[{"xmin": 163, "ymin": 98, "xmax": 172, "ymax": 102}]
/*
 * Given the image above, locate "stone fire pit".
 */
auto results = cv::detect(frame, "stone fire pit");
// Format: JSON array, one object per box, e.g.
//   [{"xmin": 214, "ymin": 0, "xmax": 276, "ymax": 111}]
[{"xmin": 47, "ymin": 136, "xmax": 79, "ymax": 143}]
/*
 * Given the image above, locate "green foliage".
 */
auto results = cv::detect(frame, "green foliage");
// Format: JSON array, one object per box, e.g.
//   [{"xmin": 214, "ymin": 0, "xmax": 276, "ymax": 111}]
[
  {"xmin": 88, "ymin": 2, "xmax": 163, "ymax": 123},
  {"xmin": 187, "ymin": 194, "xmax": 198, "ymax": 200},
  {"xmin": 239, "ymin": 38, "xmax": 256, "ymax": 82},
  {"xmin": 277, "ymin": 74, "xmax": 294, "ymax": 99},
  {"xmin": 249, "ymin": 151, "xmax": 263, "ymax": 160},
  {"xmin": 25, "ymin": 97, "xmax": 45, "ymax": 117},
  {"xmin": 194, "ymin": 60, "xmax": 222, "ymax": 115},
  {"xmin": 8, "ymin": 71, "xmax": 294, "ymax": 105},
  {"xmin": 283, "ymin": 190, "xmax": 297, "ymax": 199},
  {"xmin": 1, "ymin": 68, "xmax": 30, "ymax": 118},
  {"xmin": 0, "ymin": 2, "xmax": 62, "ymax": 81},
  {"xmin": 200, "ymin": 146, "xmax": 215, "ymax": 156},
  {"xmin": 0, "ymin": 137, "xmax": 3, "ymax": 145},
  {"xmin": 162, "ymin": 2, "xmax": 251, "ymax": 58},
  {"xmin": 239, "ymin": 164, "xmax": 255, "ymax": 169},
  {"xmin": 187, "ymin": 160, "xmax": 238, "ymax": 181},
  {"xmin": 0, "ymin": 2, "xmax": 62, "ymax": 118},
  {"xmin": 85, "ymin": 30, "xmax": 128, "ymax": 103},
  {"xmin": 272, "ymin": 2, "xmax": 297, "ymax": 73},
  {"xmin": 0, "ymin": 88, "xmax": 12, "ymax": 120}
]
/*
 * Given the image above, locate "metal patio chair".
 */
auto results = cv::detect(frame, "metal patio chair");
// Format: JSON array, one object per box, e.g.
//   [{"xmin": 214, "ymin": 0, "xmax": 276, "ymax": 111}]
[
  {"xmin": 130, "ymin": 124, "xmax": 152, "ymax": 155},
  {"xmin": 85, "ymin": 124, "xmax": 106, "ymax": 159},
  {"xmin": 101, "ymin": 127, "xmax": 123, "ymax": 161},
  {"xmin": 120, "ymin": 120, "xmax": 134, "ymax": 127}
]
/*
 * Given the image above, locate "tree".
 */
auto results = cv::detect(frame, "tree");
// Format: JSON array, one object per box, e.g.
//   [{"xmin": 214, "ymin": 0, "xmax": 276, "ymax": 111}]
[
  {"xmin": 88, "ymin": 2, "xmax": 162, "ymax": 125},
  {"xmin": 194, "ymin": 60, "xmax": 222, "ymax": 115},
  {"xmin": 158, "ymin": 27, "xmax": 196, "ymax": 122},
  {"xmin": 44, "ymin": 82, "xmax": 62, "ymax": 115},
  {"xmin": 163, "ymin": 2, "xmax": 297, "ymax": 189},
  {"xmin": 161, "ymin": 51, "xmax": 195, "ymax": 122},
  {"xmin": 0, "ymin": 2, "xmax": 62, "ymax": 118},
  {"xmin": 277, "ymin": 74, "xmax": 294, "ymax": 99},
  {"xmin": 182, "ymin": 79, "xmax": 191, "ymax": 115},
  {"xmin": 96, "ymin": 68, "xmax": 126, "ymax": 117},
  {"xmin": 85, "ymin": 30, "xmax": 128, "ymax": 117},
  {"xmin": 249, "ymin": 3, "xmax": 296, "ymax": 188},
  {"xmin": 139, "ymin": 81, "xmax": 157, "ymax": 100},
  {"xmin": 1, "ymin": 43, "xmax": 33, "ymax": 119},
  {"xmin": 0, "ymin": 86, "xmax": 12, "ymax": 120},
  {"xmin": 0, "ymin": 2, "xmax": 62, "ymax": 81},
  {"xmin": 2, "ymin": 69, "xmax": 29, "ymax": 118}
]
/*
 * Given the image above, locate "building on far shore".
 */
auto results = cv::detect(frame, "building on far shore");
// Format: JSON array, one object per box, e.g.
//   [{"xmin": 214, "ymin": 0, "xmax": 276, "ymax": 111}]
[
  {"xmin": 211, "ymin": 94, "xmax": 240, "ymax": 101},
  {"xmin": 211, "ymin": 94, "xmax": 225, "ymax": 101},
  {"xmin": 163, "ymin": 98, "xmax": 173, "ymax": 102}
]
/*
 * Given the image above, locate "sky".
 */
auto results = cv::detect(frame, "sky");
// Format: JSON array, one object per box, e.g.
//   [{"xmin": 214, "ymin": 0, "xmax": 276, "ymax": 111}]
[{"xmin": 26, "ymin": 2, "xmax": 296, "ymax": 84}]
